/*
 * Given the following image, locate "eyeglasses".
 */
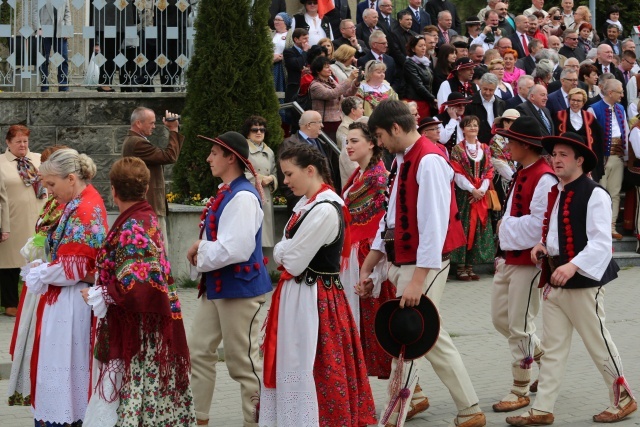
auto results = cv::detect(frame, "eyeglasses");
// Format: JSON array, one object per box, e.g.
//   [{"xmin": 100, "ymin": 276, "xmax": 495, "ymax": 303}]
[
  {"xmin": 308, "ymin": 121, "xmax": 323, "ymax": 125},
  {"xmin": 566, "ymin": 37, "xmax": 578, "ymax": 41},
  {"xmin": 274, "ymin": 18, "xmax": 284, "ymax": 22},
  {"xmin": 414, "ymin": 35, "xmax": 425, "ymax": 40},
  {"xmin": 569, "ymin": 98, "xmax": 584, "ymax": 103},
  {"xmin": 344, "ymin": 26, "xmax": 356, "ymax": 30},
  {"xmin": 379, "ymin": 3, "xmax": 392, "ymax": 7},
  {"xmin": 623, "ymin": 58, "xmax": 636, "ymax": 65},
  {"xmin": 250, "ymin": 127, "xmax": 266, "ymax": 133},
  {"xmin": 492, "ymin": 67, "xmax": 505, "ymax": 71},
  {"xmin": 562, "ymin": 78, "xmax": 578, "ymax": 82},
  {"xmin": 373, "ymin": 41, "xmax": 388, "ymax": 45}
]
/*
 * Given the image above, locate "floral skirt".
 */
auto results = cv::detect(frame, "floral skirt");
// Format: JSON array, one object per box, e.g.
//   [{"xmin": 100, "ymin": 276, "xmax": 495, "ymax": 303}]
[
  {"xmin": 116, "ymin": 344, "xmax": 195, "ymax": 427},
  {"xmin": 451, "ymin": 187, "xmax": 495, "ymax": 266}
]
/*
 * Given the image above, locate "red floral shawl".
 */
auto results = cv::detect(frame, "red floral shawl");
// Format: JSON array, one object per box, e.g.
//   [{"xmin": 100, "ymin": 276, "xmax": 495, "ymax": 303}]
[
  {"xmin": 93, "ymin": 201, "xmax": 190, "ymax": 402},
  {"xmin": 342, "ymin": 160, "xmax": 388, "ymax": 244}
]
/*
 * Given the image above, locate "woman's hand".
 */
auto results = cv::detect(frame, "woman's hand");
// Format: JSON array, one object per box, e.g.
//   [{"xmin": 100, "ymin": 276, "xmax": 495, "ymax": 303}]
[
  {"xmin": 261, "ymin": 175, "xmax": 274, "ymax": 187},
  {"xmin": 0, "ymin": 232, "xmax": 8, "ymax": 242},
  {"xmin": 273, "ymin": 53, "xmax": 283, "ymax": 63},
  {"xmin": 471, "ymin": 188, "xmax": 485, "ymax": 201},
  {"xmin": 348, "ymin": 69, "xmax": 359, "ymax": 82},
  {"xmin": 80, "ymin": 288, "xmax": 90, "ymax": 304}
]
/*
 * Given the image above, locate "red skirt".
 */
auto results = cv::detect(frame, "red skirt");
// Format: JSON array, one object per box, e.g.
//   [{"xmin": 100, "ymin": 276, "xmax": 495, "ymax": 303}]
[
  {"xmin": 357, "ymin": 242, "xmax": 395, "ymax": 379},
  {"xmin": 314, "ymin": 281, "xmax": 377, "ymax": 427},
  {"xmin": 404, "ymin": 99, "xmax": 431, "ymax": 122}
]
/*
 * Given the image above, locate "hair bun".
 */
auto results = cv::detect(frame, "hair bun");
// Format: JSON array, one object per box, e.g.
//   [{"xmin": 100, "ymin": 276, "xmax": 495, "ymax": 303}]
[{"xmin": 77, "ymin": 153, "xmax": 97, "ymax": 180}]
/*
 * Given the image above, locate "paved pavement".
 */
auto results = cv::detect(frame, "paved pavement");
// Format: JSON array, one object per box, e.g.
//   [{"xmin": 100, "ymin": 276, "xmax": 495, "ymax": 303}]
[{"xmin": 1, "ymin": 268, "xmax": 640, "ymax": 426}]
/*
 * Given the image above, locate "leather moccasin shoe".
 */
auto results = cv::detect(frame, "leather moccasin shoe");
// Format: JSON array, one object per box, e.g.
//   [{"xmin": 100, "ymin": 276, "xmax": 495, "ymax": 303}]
[
  {"xmin": 406, "ymin": 396, "xmax": 430, "ymax": 419},
  {"xmin": 593, "ymin": 399, "xmax": 637, "ymax": 423},
  {"xmin": 456, "ymin": 412, "xmax": 486, "ymax": 427},
  {"xmin": 612, "ymin": 232, "xmax": 623, "ymax": 240},
  {"xmin": 506, "ymin": 409, "xmax": 554, "ymax": 426},
  {"xmin": 529, "ymin": 380, "xmax": 538, "ymax": 393},
  {"xmin": 4, "ymin": 307, "xmax": 17, "ymax": 317},
  {"xmin": 196, "ymin": 419, "xmax": 208, "ymax": 426},
  {"xmin": 493, "ymin": 395, "xmax": 531, "ymax": 412}
]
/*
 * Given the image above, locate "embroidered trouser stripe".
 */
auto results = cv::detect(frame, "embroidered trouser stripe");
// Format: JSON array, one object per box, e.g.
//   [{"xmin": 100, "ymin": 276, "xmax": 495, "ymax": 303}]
[
  {"xmin": 533, "ymin": 286, "xmax": 626, "ymax": 413},
  {"xmin": 188, "ymin": 294, "xmax": 266, "ymax": 426}
]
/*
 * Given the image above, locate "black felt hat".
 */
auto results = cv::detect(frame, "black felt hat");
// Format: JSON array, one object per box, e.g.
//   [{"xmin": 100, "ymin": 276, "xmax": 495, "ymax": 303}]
[
  {"xmin": 442, "ymin": 92, "xmax": 472, "ymax": 107},
  {"xmin": 453, "ymin": 57, "xmax": 475, "ymax": 73},
  {"xmin": 417, "ymin": 117, "xmax": 443, "ymax": 132},
  {"xmin": 496, "ymin": 116, "xmax": 544, "ymax": 147},
  {"xmin": 375, "ymin": 295, "xmax": 440, "ymax": 360},
  {"xmin": 198, "ymin": 131, "xmax": 251, "ymax": 169},
  {"xmin": 542, "ymin": 132, "xmax": 597, "ymax": 173}
]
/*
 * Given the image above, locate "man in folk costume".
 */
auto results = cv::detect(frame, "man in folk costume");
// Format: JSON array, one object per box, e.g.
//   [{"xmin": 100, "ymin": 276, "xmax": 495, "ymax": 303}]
[
  {"xmin": 186, "ymin": 132, "xmax": 272, "ymax": 427},
  {"xmin": 490, "ymin": 117, "xmax": 557, "ymax": 413},
  {"xmin": 587, "ymin": 79, "xmax": 630, "ymax": 240},
  {"xmin": 506, "ymin": 132, "xmax": 637, "ymax": 426},
  {"xmin": 437, "ymin": 57, "xmax": 478, "ymax": 109},
  {"xmin": 435, "ymin": 92, "xmax": 472, "ymax": 155},
  {"xmin": 359, "ymin": 100, "xmax": 487, "ymax": 427}
]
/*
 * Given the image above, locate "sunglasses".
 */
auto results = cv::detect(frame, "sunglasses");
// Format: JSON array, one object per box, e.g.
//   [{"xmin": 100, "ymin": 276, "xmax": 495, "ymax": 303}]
[{"xmin": 250, "ymin": 127, "xmax": 266, "ymax": 133}]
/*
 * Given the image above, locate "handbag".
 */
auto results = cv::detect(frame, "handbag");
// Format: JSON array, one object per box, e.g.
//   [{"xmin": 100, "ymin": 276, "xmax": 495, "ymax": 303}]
[{"xmin": 485, "ymin": 181, "xmax": 502, "ymax": 211}]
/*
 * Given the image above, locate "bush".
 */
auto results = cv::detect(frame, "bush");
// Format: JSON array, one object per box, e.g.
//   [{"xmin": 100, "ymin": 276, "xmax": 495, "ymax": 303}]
[{"xmin": 172, "ymin": 0, "xmax": 283, "ymax": 198}]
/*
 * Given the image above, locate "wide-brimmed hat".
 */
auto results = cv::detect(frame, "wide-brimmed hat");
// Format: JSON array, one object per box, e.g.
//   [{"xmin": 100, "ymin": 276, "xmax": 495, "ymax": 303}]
[
  {"xmin": 493, "ymin": 108, "xmax": 521, "ymax": 126},
  {"xmin": 465, "ymin": 17, "xmax": 482, "ymax": 27},
  {"xmin": 375, "ymin": 295, "xmax": 440, "ymax": 360},
  {"xmin": 495, "ymin": 116, "xmax": 544, "ymax": 147},
  {"xmin": 541, "ymin": 132, "xmax": 597, "ymax": 173},
  {"xmin": 199, "ymin": 131, "xmax": 251, "ymax": 168},
  {"xmin": 417, "ymin": 117, "xmax": 443, "ymax": 132},
  {"xmin": 442, "ymin": 92, "xmax": 472, "ymax": 107},
  {"xmin": 452, "ymin": 57, "xmax": 475, "ymax": 73}
]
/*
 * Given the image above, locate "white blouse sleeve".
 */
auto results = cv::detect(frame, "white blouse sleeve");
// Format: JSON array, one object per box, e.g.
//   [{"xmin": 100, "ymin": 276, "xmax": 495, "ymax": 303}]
[
  {"xmin": 570, "ymin": 187, "xmax": 613, "ymax": 281},
  {"xmin": 273, "ymin": 203, "xmax": 340, "ymax": 277},
  {"xmin": 454, "ymin": 173, "xmax": 475, "ymax": 192},
  {"xmin": 87, "ymin": 285, "xmax": 108, "ymax": 319}
]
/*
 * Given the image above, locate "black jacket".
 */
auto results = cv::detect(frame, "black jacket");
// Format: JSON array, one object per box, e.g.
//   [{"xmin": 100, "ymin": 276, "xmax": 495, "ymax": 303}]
[
  {"xmin": 516, "ymin": 100, "xmax": 555, "ymax": 136},
  {"xmin": 515, "ymin": 55, "xmax": 536, "ymax": 75},
  {"xmin": 559, "ymin": 45, "xmax": 586, "ymax": 62},
  {"xmin": 283, "ymin": 47, "xmax": 307, "ymax": 102},
  {"xmin": 464, "ymin": 93, "xmax": 506, "ymax": 144},
  {"xmin": 424, "ymin": 0, "xmax": 461, "ymax": 33},
  {"xmin": 509, "ymin": 32, "xmax": 532, "ymax": 62},
  {"xmin": 333, "ymin": 36, "xmax": 370, "ymax": 58},
  {"xmin": 403, "ymin": 58, "xmax": 436, "ymax": 103}
]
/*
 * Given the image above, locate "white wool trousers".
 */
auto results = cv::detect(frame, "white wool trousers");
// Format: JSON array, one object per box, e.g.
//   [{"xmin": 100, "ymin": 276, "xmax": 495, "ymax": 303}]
[
  {"xmin": 188, "ymin": 294, "xmax": 266, "ymax": 427},
  {"xmin": 379, "ymin": 260, "xmax": 479, "ymax": 427},
  {"xmin": 533, "ymin": 285, "xmax": 628, "ymax": 413}
]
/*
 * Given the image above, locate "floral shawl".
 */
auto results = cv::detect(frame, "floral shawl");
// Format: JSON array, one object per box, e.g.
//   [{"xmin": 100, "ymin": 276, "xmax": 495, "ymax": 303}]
[
  {"xmin": 93, "ymin": 201, "xmax": 189, "ymax": 402},
  {"xmin": 342, "ymin": 160, "xmax": 388, "ymax": 244},
  {"xmin": 45, "ymin": 184, "xmax": 107, "ymax": 304}
]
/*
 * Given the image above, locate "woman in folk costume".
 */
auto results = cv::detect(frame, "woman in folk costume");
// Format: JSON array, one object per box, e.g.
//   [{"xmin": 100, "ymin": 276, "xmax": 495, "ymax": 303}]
[
  {"xmin": 7, "ymin": 146, "xmax": 68, "ymax": 407},
  {"xmin": 450, "ymin": 116, "xmax": 495, "ymax": 281},
  {"xmin": 260, "ymin": 143, "xmax": 376, "ymax": 427},
  {"xmin": 25, "ymin": 148, "xmax": 108, "ymax": 427},
  {"xmin": 340, "ymin": 121, "xmax": 395, "ymax": 378},
  {"xmin": 83, "ymin": 157, "xmax": 195, "ymax": 426}
]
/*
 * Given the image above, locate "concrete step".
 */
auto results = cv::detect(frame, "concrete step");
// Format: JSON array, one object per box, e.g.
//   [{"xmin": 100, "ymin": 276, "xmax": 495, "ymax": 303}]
[
  {"xmin": 613, "ymin": 251, "xmax": 640, "ymax": 268},
  {"xmin": 614, "ymin": 236, "xmax": 638, "ymax": 253}
]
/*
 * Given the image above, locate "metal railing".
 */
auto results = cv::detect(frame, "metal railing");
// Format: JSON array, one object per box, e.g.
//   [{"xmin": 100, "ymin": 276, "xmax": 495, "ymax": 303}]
[{"xmin": 0, "ymin": 0, "xmax": 197, "ymax": 92}]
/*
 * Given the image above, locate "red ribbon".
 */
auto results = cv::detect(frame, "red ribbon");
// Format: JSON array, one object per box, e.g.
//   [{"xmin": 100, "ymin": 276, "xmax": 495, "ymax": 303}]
[{"xmin": 262, "ymin": 268, "xmax": 294, "ymax": 389}]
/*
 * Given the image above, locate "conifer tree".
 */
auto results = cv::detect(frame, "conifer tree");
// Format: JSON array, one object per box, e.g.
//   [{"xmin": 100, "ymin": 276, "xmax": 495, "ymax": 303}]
[{"xmin": 173, "ymin": 0, "xmax": 282, "ymax": 197}]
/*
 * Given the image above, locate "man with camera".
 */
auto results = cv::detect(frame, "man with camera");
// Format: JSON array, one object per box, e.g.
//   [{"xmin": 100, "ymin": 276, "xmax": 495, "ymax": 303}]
[{"xmin": 471, "ymin": 10, "xmax": 502, "ymax": 51}]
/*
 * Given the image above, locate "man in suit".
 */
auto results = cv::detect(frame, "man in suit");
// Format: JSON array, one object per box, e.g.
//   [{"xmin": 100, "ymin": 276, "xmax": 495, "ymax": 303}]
[
  {"xmin": 547, "ymin": 68, "xmax": 579, "ymax": 116},
  {"xmin": 547, "ymin": 57, "xmax": 587, "ymax": 93},
  {"xmin": 515, "ymin": 39, "xmax": 542, "ymax": 75},
  {"xmin": 278, "ymin": 111, "xmax": 341, "ymax": 214},
  {"xmin": 603, "ymin": 25, "xmax": 623, "ymax": 56},
  {"xmin": 34, "ymin": 0, "xmax": 71, "ymax": 91},
  {"xmin": 509, "ymin": 15, "xmax": 531, "ymax": 61},
  {"xmin": 358, "ymin": 30, "xmax": 398, "ymax": 87},
  {"xmin": 425, "ymin": 0, "xmax": 461, "ymax": 33},
  {"xmin": 516, "ymin": 84, "xmax": 555, "ymax": 136},
  {"xmin": 464, "ymin": 73, "xmax": 506, "ymax": 143},
  {"xmin": 558, "ymin": 29, "xmax": 585, "ymax": 62},
  {"xmin": 594, "ymin": 44, "xmax": 627, "ymax": 107},
  {"xmin": 335, "ymin": 19, "xmax": 369, "ymax": 57},
  {"xmin": 283, "ymin": 29, "xmax": 310, "ymax": 102},
  {"xmin": 506, "ymin": 75, "xmax": 535, "ymax": 108},
  {"xmin": 436, "ymin": 10, "xmax": 458, "ymax": 50},
  {"xmin": 392, "ymin": 10, "xmax": 418, "ymax": 59},
  {"xmin": 356, "ymin": 0, "xmax": 379, "ymax": 24},
  {"xmin": 122, "ymin": 107, "xmax": 184, "ymax": 245},
  {"xmin": 402, "ymin": 0, "xmax": 431, "ymax": 34},
  {"xmin": 377, "ymin": 0, "xmax": 397, "ymax": 35},
  {"xmin": 356, "ymin": 9, "xmax": 379, "ymax": 48}
]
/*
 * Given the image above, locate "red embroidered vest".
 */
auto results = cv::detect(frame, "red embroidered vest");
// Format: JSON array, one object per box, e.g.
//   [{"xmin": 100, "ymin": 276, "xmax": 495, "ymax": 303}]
[
  {"xmin": 394, "ymin": 137, "xmax": 466, "ymax": 264},
  {"xmin": 504, "ymin": 157, "xmax": 555, "ymax": 266}
]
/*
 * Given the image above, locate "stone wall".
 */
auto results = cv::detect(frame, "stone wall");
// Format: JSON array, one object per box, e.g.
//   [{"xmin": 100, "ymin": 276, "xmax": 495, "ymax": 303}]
[{"xmin": 0, "ymin": 92, "xmax": 186, "ymax": 209}]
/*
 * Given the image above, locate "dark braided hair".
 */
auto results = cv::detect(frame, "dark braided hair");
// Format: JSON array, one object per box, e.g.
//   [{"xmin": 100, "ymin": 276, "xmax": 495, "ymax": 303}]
[
  {"xmin": 279, "ymin": 142, "xmax": 334, "ymax": 188},
  {"xmin": 347, "ymin": 122, "xmax": 383, "ymax": 171}
]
